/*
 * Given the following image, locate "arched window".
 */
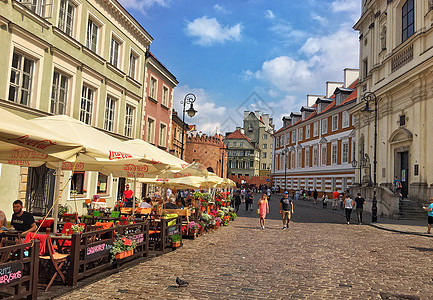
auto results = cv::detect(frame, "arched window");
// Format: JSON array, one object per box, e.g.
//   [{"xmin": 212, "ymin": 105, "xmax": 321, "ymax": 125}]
[{"xmin": 402, "ymin": 0, "xmax": 414, "ymax": 42}]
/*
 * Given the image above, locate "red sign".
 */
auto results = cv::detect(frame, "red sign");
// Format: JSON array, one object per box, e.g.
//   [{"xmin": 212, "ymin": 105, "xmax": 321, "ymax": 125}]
[
  {"xmin": 108, "ymin": 151, "xmax": 132, "ymax": 160},
  {"xmin": 123, "ymin": 164, "xmax": 149, "ymax": 172},
  {"xmin": 7, "ymin": 160, "xmax": 30, "ymax": 166},
  {"xmin": 61, "ymin": 162, "xmax": 85, "ymax": 170},
  {"xmin": 8, "ymin": 135, "xmax": 56, "ymax": 150},
  {"xmin": 9, "ymin": 148, "xmax": 48, "ymax": 159}
]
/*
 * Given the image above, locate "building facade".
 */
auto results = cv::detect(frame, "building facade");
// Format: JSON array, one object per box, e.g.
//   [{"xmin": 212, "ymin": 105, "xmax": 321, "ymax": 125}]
[
  {"xmin": 224, "ymin": 129, "xmax": 260, "ymax": 177},
  {"xmin": 169, "ymin": 110, "xmax": 187, "ymax": 158},
  {"xmin": 272, "ymin": 70, "xmax": 358, "ymax": 197},
  {"xmin": 243, "ymin": 111, "xmax": 275, "ymax": 176},
  {"xmin": 350, "ymin": 0, "xmax": 433, "ymax": 215},
  {"xmin": 0, "ymin": 0, "xmax": 152, "ymax": 217},
  {"xmin": 143, "ymin": 51, "xmax": 178, "ymax": 150},
  {"xmin": 185, "ymin": 130, "xmax": 227, "ymax": 178}
]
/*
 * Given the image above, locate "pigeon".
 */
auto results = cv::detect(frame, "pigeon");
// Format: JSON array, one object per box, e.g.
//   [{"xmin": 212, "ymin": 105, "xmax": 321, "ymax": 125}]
[{"xmin": 176, "ymin": 277, "xmax": 189, "ymax": 288}]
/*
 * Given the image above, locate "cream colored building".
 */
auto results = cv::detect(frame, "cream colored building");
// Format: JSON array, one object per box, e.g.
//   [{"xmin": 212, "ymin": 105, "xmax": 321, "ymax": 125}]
[
  {"xmin": 0, "ymin": 0, "xmax": 152, "ymax": 217},
  {"xmin": 351, "ymin": 0, "xmax": 433, "ymax": 217}
]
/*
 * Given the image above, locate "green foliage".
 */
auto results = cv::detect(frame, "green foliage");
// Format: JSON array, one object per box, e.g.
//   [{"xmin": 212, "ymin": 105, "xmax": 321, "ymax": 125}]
[{"xmin": 170, "ymin": 234, "xmax": 181, "ymax": 242}]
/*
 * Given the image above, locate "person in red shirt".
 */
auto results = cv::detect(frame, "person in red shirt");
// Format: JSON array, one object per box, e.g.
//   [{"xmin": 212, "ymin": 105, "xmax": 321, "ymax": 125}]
[
  {"xmin": 123, "ymin": 184, "xmax": 134, "ymax": 207},
  {"xmin": 332, "ymin": 189, "xmax": 340, "ymax": 211}
]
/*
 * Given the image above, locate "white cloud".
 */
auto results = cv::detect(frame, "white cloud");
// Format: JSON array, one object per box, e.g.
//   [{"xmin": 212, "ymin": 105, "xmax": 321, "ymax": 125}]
[
  {"xmin": 330, "ymin": 0, "xmax": 359, "ymax": 13},
  {"xmin": 264, "ymin": 10, "xmax": 275, "ymax": 19},
  {"xmin": 311, "ymin": 14, "xmax": 327, "ymax": 26},
  {"xmin": 213, "ymin": 4, "xmax": 231, "ymax": 15},
  {"xmin": 268, "ymin": 19, "xmax": 306, "ymax": 42},
  {"xmin": 173, "ymin": 85, "xmax": 228, "ymax": 135},
  {"xmin": 185, "ymin": 16, "xmax": 242, "ymax": 46},
  {"xmin": 118, "ymin": 0, "xmax": 170, "ymax": 12}
]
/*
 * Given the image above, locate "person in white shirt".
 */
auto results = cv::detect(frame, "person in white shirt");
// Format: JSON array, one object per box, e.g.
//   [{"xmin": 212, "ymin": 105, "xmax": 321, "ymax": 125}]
[{"xmin": 343, "ymin": 195, "xmax": 355, "ymax": 225}]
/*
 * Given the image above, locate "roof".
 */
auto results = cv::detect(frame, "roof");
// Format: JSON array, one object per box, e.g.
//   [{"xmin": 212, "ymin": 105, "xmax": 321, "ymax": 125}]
[
  {"xmin": 225, "ymin": 129, "xmax": 251, "ymax": 141},
  {"xmin": 146, "ymin": 51, "xmax": 179, "ymax": 85}
]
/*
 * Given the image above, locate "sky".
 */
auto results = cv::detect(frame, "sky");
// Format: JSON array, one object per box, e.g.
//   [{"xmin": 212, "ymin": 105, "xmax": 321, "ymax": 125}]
[{"xmin": 119, "ymin": 0, "xmax": 361, "ymax": 134}]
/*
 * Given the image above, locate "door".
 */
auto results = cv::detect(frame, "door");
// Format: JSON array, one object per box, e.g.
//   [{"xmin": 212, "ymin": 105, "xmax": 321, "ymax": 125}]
[
  {"xmin": 117, "ymin": 177, "xmax": 126, "ymax": 200},
  {"xmin": 400, "ymin": 151, "xmax": 409, "ymax": 197},
  {"xmin": 25, "ymin": 165, "xmax": 56, "ymax": 217}
]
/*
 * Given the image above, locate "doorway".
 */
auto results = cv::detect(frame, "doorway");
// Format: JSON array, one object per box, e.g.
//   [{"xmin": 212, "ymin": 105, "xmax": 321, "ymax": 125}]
[
  {"xmin": 25, "ymin": 165, "xmax": 56, "ymax": 217},
  {"xmin": 117, "ymin": 177, "xmax": 126, "ymax": 200},
  {"xmin": 400, "ymin": 151, "xmax": 409, "ymax": 198}
]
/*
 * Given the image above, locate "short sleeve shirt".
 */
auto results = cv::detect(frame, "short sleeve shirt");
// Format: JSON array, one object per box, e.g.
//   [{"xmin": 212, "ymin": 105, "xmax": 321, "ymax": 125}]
[
  {"xmin": 11, "ymin": 211, "xmax": 35, "ymax": 232},
  {"xmin": 123, "ymin": 189, "xmax": 133, "ymax": 199},
  {"xmin": 428, "ymin": 203, "xmax": 433, "ymax": 217},
  {"xmin": 280, "ymin": 197, "xmax": 292, "ymax": 211},
  {"xmin": 354, "ymin": 197, "xmax": 365, "ymax": 209},
  {"xmin": 332, "ymin": 191, "xmax": 340, "ymax": 199}
]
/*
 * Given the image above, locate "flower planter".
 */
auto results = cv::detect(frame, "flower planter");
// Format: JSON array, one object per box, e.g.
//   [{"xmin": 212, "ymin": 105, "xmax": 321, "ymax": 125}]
[
  {"xmin": 115, "ymin": 250, "xmax": 133, "ymax": 260},
  {"xmin": 190, "ymin": 229, "xmax": 197, "ymax": 235},
  {"xmin": 172, "ymin": 241, "xmax": 181, "ymax": 248}
]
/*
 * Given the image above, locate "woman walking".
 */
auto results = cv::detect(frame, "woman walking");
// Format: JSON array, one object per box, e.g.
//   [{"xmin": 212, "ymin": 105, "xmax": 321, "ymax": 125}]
[
  {"xmin": 258, "ymin": 193, "xmax": 269, "ymax": 229},
  {"xmin": 322, "ymin": 193, "xmax": 328, "ymax": 208},
  {"xmin": 343, "ymin": 194, "xmax": 355, "ymax": 224}
]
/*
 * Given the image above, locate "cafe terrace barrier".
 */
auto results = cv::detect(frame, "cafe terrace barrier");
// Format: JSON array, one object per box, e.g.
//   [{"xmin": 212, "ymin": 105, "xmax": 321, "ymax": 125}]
[
  {"xmin": 148, "ymin": 216, "xmax": 182, "ymax": 255},
  {"xmin": 0, "ymin": 241, "xmax": 40, "ymax": 300},
  {"xmin": 67, "ymin": 221, "xmax": 149, "ymax": 286}
]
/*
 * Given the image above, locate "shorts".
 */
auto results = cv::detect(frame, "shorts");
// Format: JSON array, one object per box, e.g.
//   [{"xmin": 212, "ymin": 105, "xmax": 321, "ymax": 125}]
[
  {"xmin": 428, "ymin": 216, "xmax": 433, "ymax": 225},
  {"xmin": 282, "ymin": 210, "xmax": 291, "ymax": 219}
]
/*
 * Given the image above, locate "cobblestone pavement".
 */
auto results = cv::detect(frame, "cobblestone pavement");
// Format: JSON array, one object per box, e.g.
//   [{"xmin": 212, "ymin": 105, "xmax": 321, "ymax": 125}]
[{"xmin": 57, "ymin": 194, "xmax": 433, "ymax": 300}]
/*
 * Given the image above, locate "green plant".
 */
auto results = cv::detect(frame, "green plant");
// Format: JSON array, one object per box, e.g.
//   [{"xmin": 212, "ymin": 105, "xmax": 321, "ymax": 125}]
[
  {"xmin": 110, "ymin": 236, "xmax": 137, "ymax": 262},
  {"xmin": 202, "ymin": 193, "xmax": 212, "ymax": 202},
  {"xmin": 71, "ymin": 224, "xmax": 85, "ymax": 234},
  {"xmin": 58, "ymin": 204, "xmax": 70, "ymax": 218},
  {"xmin": 170, "ymin": 234, "xmax": 181, "ymax": 243},
  {"xmin": 193, "ymin": 191, "xmax": 203, "ymax": 199}
]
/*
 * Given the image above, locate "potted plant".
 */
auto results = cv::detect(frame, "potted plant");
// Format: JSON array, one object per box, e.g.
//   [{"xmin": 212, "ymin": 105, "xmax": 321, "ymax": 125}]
[
  {"xmin": 110, "ymin": 236, "xmax": 136, "ymax": 261},
  {"xmin": 188, "ymin": 221, "xmax": 200, "ymax": 234},
  {"xmin": 71, "ymin": 224, "xmax": 85, "ymax": 234},
  {"xmin": 198, "ymin": 222, "xmax": 206, "ymax": 234},
  {"xmin": 171, "ymin": 234, "xmax": 181, "ymax": 248}
]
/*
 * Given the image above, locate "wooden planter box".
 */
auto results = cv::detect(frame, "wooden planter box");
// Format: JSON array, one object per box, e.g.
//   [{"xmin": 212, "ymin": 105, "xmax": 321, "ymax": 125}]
[
  {"xmin": 172, "ymin": 241, "xmax": 181, "ymax": 248},
  {"xmin": 115, "ymin": 249, "xmax": 134, "ymax": 260}
]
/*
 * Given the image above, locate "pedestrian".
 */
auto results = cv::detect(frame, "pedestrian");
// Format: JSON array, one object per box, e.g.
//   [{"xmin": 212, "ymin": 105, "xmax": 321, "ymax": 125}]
[
  {"xmin": 307, "ymin": 189, "xmax": 312, "ymax": 201},
  {"xmin": 354, "ymin": 193, "xmax": 366, "ymax": 225},
  {"xmin": 423, "ymin": 197, "xmax": 433, "ymax": 234},
  {"xmin": 257, "ymin": 193, "xmax": 269, "ymax": 229},
  {"xmin": 272, "ymin": 186, "xmax": 275, "ymax": 194},
  {"xmin": 393, "ymin": 176, "xmax": 403, "ymax": 196},
  {"xmin": 279, "ymin": 191, "xmax": 293, "ymax": 229},
  {"xmin": 339, "ymin": 193, "xmax": 344, "ymax": 209},
  {"xmin": 313, "ymin": 189, "xmax": 318, "ymax": 204},
  {"xmin": 322, "ymin": 193, "xmax": 328, "ymax": 208},
  {"xmin": 343, "ymin": 194, "xmax": 354, "ymax": 225},
  {"xmin": 267, "ymin": 188, "xmax": 271, "ymax": 201},
  {"xmin": 332, "ymin": 189, "xmax": 340, "ymax": 210},
  {"xmin": 241, "ymin": 188, "xmax": 246, "ymax": 203},
  {"xmin": 234, "ymin": 191, "xmax": 241, "ymax": 213},
  {"xmin": 247, "ymin": 190, "xmax": 254, "ymax": 211},
  {"xmin": 295, "ymin": 189, "xmax": 300, "ymax": 201}
]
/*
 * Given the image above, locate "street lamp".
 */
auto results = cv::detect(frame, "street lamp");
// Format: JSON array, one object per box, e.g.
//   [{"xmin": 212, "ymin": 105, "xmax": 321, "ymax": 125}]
[
  {"xmin": 360, "ymin": 92, "xmax": 378, "ymax": 222},
  {"xmin": 282, "ymin": 147, "xmax": 289, "ymax": 192},
  {"xmin": 351, "ymin": 154, "xmax": 367, "ymax": 185},
  {"xmin": 180, "ymin": 93, "xmax": 197, "ymax": 159}
]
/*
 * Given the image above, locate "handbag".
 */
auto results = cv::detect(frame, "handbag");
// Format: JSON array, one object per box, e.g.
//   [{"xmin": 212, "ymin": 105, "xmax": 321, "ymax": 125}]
[{"xmin": 256, "ymin": 208, "xmax": 260, "ymax": 215}]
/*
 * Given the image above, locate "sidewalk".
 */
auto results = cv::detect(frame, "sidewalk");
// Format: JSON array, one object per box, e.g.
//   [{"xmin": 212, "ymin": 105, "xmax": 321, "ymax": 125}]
[{"xmin": 271, "ymin": 192, "xmax": 432, "ymax": 238}]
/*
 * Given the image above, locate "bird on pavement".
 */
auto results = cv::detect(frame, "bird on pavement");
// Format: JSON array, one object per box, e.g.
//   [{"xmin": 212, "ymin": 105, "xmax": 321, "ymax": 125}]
[{"xmin": 176, "ymin": 277, "xmax": 189, "ymax": 288}]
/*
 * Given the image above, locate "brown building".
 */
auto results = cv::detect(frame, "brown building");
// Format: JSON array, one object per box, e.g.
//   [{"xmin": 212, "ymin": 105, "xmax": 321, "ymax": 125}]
[
  {"xmin": 185, "ymin": 130, "xmax": 227, "ymax": 178},
  {"xmin": 169, "ymin": 110, "xmax": 188, "ymax": 158}
]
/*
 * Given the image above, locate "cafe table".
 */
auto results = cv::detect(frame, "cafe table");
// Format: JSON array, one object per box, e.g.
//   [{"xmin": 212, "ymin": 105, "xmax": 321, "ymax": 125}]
[{"xmin": 50, "ymin": 233, "xmax": 73, "ymax": 253}]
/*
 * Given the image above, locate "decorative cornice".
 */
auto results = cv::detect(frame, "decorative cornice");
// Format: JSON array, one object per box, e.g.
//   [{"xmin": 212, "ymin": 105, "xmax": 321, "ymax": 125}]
[
  {"xmin": 12, "ymin": 1, "xmax": 51, "ymax": 29},
  {"xmin": 52, "ymin": 27, "xmax": 81, "ymax": 49},
  {"xmin": 82, "ymin": 47, "xmax": 105, "ymax": 65}
]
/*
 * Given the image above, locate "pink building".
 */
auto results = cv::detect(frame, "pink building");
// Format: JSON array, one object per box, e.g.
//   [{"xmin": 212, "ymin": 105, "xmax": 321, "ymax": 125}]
[{"xmin": 143, "ymin": 52, "xmax": 178, "ymax": 150}]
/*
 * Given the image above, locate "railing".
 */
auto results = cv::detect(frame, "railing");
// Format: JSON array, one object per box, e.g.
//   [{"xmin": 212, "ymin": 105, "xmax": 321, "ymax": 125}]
[
  {"xmin": 0, "ymin": 241, "xmax": 39, "ymax": 300},
  {"xmin": 67, "ymin": 221, "xmax": 149, "ymax": 286},
  {"xmin": 148, "ymin": 216, "xmax": 182, "ymax": 254},
  {"xmin": 391, "ymin": 44, "xmax": 413, "ymax": 73}
]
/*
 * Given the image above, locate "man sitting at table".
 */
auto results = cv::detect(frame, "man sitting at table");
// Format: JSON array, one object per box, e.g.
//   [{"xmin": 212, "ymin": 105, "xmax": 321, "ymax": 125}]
[
  {"xmin": 139, "ymin": 198, "xmax": 152, "ymax": 208},
  {"xmin": 10, "ymin": 200, "xmax": 36, "ymax": 235},
  {"xmin": 165, "ymin": 195, "xmax": 178, "ymax": 209}
]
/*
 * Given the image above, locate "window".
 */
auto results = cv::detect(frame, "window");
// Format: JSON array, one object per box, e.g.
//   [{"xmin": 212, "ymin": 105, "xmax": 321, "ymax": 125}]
[
  {"xmin": 291, "ymin": 152, "xmax": 295, "ymax": 169},
  {"xmin": 291, "ymin": 131, "xmax": 296, "ymax": 143},
  {"xmin": 110, "ymin": 38, "xmax": 120, "ymax": 67},
  {"xmin": 263, "ymin": 152, "xmax": 267, "ymax": 158},
  {"xmin": 305, "ymin": 148, "xmax": 310, "ymax": 167},
  {"xmin": 104, "ymin": 96, "xmax": 116, "ymax": 132},
  {"xmin": 332, "ymin": 114, "xmax": 338, "ymax": 131},
  {"xmin": 321, "ymin": 119, "xmax": 328, "ymax": 134},
  {"xmin": 331, "ymin": 144, "xmax": 338, "ymax": 164},
  {"xmin": 313, "ymin": 147, "xmax": 318, "ymax": 166},
  {"xmin": 86, "ymin": 19, "xmax": 99, "ymax": 53},
  {"xmin": 298, "ymin": 128, "xmax": 303, "ymax": 142},
  {"xmin": 239, "ymin": 142, "xmax": 244, "ymax": 147},
  {"xmin": 298, "ymin": 151, "xmax": 302, "ymax": 168},
  {"xmin": 71, "ymin": 171, "xmax": 85, "ymax": 194},
  {"xmin": 352, "ymin": 141, "xmax": 356, "ymax": 162},
  {"xmin": 159, "ymin": 123, "xmax": 167, "ymax": 147},
  {"xmin": 162, "ymin": 86, "xmax": 169, "ymax": 107},
  {"xmin": 262, "ymin": 163, "xmax": 266, "ymax": 169},
  {"xmin": 147, "ymin": 118, "xmax": 155, "ymax": 144},
  {"xmin": 321, "ymin": 145, "xmax": 327, "ymax": 166},
  {"xmin": 363, "ymin": 59, "xmax": 368, "ymax": 79},
  {"xmin": 8, "ymin": 52, "xmax": 34, "ymax": 106},
  {"xmin": 342, "ymin": 111, "xmax": 350, "ymax": 128},
  {"xmin": 275, "ymin": 137, "xmax": 279, "ymax": 148},
  {"xmin": 23, "ymin": 0, "xmax": 48, "ymax": 17},
  {"xmin": 342, "ymin": 141, "xmax": 349, "ymax": 163},
  {"xmin": 399, "ymin": 114, "xmax": 406, "ymax": 126},
  {"xmin": 97, "ymin": 173, "xmax": 108, "ymax": 194},
  {"xmin": 51, "ymin": 71, "xmax": 68, "ymax": 114},
  {"xmin": 263, "ymin": 144, "xmax": 267, "ymax": 149},
  {"xmin": 263, "ymin": 134, "xmax": 268, "ymax": 139},
  {"xmin": 231, "ymin": 161, "xmax": 236, "ymax": 168},
  {"xmin": 80, "ymin": 85, "xmax": 94, "ymax": 125},
  {"xmin": 305, "ymin": 125, "xmax": 310, "ymax": 139},
  {"xmin": 313, "ymin": 121, "xmax": 318, "ymax": 137},
  {"xmin": 249, "ymin": 161, "xmax": 254, "ymax": 168},
  {"xmin": 402, "ymin": 0, "xmax": 414, "ymax": 43},
  {"xmin": 129, "ymin": 52, "xmax": 138, "ymax": 79},
  {"xmin": 150, "ymin": 77, "xmax": 157, "ymax": 99},
  {"xmin": 124, "ymin": 105, "xmax": 134, "ymax": 138},
  {"xmin": 58, "ymin": 0, "xmax": 75, "ymax": 37},
  {"xmin": 233, "ymin": 142, "xmax": 237, "ymax": 147}
]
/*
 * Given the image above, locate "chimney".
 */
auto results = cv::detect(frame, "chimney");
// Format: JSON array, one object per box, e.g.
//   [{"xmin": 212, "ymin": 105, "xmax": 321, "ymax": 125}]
[
  {"xmin": 240, "ymin": 128, "xmax": 245, "ymax": 134},
  {"xmin": 244, "ymin": 111, "xmax": 250, "ymax": 119},
  {"xmin": 300, "ymin": 106, "xmax": 315, "ymax": 120},
  {"xmin": 282, "ymin": 116, "xmax": 291, "ymax": 128},
  {"xmin": 254, "ymin": 110, "xmax": 260, "ymax": 119},
  {"xmin": 326, "ymin": 81, "xmax": 343, "ymax": 98},
  {"xmin": 290, "ymin": 112, "xmax": 301, "ymax": 125},
  {"xmin": 307, "ymin": 94, "xmax": 324, "ymax": 107},
  {"xmin": 262, "ymin": 114, "xmax": 270, "ymax": 125},
  {"xmin": 344, "ymin": 68, "xmax": 359, "ymax": 88}
]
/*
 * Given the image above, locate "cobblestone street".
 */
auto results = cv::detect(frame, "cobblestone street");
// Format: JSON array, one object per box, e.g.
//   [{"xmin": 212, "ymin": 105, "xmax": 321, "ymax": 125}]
[{"xmin": 57, "ymin": 194, "xmax": 433, "ymax": 299}]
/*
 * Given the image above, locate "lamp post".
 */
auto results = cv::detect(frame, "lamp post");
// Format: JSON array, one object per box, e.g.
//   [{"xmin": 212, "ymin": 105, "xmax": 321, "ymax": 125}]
[
  {"xmin": 282, "ymin": 147, "xmax": 289, "ymax": 192},
  {"xmin": 360, "ymin": 92, "xmax": 378, "ymax": 222},
  {"xmin": 351, "ymin": 154, "xmax": 367, "ymax": 185},
  {"xmin": 180, "ymin": 93, "xmax": 197, "ymax": 160}
]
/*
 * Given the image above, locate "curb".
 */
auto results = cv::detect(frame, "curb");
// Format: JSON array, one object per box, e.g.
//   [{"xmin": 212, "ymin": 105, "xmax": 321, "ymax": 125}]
[{"xmin": 368, "ymin": 223, "xmax": 433, "ymax": 238}]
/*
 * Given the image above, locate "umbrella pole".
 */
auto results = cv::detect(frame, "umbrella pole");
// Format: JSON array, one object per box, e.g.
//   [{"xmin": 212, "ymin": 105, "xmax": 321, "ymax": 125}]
[
  {"xmin": 132, "ymin": 175, "xmax": 137, "ymax": 218},
  {"xmin": 52, "ymin": 164, "xmax": 61, "ymax": 233}
]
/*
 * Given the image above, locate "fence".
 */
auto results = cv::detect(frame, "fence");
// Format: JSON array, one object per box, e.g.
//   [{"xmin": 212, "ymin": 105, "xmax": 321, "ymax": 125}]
[{"xmin": 148, "ymin": 216, "xmax": 182, "ymax": 254}]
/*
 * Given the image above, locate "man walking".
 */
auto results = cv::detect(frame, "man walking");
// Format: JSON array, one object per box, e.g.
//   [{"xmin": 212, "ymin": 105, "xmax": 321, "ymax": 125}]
[
  {"xmin": 332, "ymin": 189, "xmax": 340, "ymax": 210},
  {"xmin": 234, "ymin": 190, "xmax": 241, "ymax": 213},
  {"xmin": 279, "ymin": 191, "xmax": 294, "ymax": 230},
  {"xmin": 423, "ymin": 197, "xmax": 433, "ymax": 234},
  {"xmin": 313, "ymin": 189, "xmax": 318, "ymax": 204},
  {"xmin": 354, "ymin": 192, "xmax": 366, "ymax": 225}
]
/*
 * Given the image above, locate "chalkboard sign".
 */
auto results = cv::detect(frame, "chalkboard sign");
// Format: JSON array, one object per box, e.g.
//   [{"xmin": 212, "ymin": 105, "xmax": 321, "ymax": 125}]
[
  {"xmin": 0, "ymin": 261, "xmax": 23, "ymax": 286},
  {"xmin": 85, "ymin": 240, "xmax": 113, "ymax": 260},
  {"xmin": 129, "ymin": 233, "xmax": 144, "ymax": 245},
  {"xmin": 168, "ymin": 229, "xmax": 179, "ymax": 236}
]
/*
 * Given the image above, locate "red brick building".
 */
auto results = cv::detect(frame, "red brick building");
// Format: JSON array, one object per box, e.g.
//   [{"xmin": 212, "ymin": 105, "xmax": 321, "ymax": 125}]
[{"xmin": 185, "ymin": 131, "xmax": 227, "ymax": 178}]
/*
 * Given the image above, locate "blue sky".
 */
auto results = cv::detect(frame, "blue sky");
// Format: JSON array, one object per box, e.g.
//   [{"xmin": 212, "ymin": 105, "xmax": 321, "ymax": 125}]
[{"xmin": 119, "ymin": 0, "xmax": 361, "ymax": 133}]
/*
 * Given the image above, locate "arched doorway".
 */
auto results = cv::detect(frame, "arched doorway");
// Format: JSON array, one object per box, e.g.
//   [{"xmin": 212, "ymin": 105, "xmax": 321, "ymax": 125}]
[{"xmin": 389, "ymin": 128, "xmax": 413, "ymax": 198}]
